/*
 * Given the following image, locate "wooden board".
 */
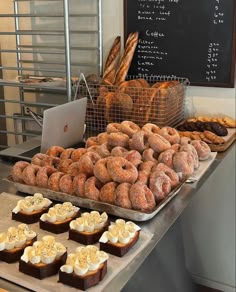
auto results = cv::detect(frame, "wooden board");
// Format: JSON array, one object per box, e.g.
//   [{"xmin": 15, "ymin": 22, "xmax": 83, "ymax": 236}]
[{"xmin": 209, "ymin": 128, "xmax": 236, "ymax": 152}]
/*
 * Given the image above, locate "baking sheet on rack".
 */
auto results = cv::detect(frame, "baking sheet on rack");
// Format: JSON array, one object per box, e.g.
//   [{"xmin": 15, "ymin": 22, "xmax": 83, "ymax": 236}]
[
  {"xmin": 4, "ymin": 178, "xmax": 185, "ymax": 222},
  {"xmin": 3, "ymin": 153, "xmax": 217, "ymax": 221},
  {"xmin": 0, "ymin": 192, "xmax": 153, "ymax": 292}
]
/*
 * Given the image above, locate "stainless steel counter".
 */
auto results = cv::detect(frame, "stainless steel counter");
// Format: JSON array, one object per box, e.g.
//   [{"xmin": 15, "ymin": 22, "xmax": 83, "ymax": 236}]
[{"xmin": 0, "ymin": 144, "xmax": 234, "ymax": 292}]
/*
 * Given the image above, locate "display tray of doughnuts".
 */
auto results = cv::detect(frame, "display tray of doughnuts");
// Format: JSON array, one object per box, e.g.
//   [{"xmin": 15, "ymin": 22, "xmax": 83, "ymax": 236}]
[
  {"xmin": 6, "ymin": 121, "xmax": 216, "ymax": 221},
  {"xmin": 4, "ymin": 175, "xmax": 185, "ymax": 222},
  {"xmin": 176, "ymin": 116, "xmax": 236, "ymax": 152}
]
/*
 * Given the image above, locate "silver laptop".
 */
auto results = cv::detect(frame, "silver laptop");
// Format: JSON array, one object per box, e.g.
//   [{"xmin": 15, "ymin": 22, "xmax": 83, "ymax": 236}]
[{"xmin": 0, "ymin": 98, "xmax": 87, "ymax": 161}]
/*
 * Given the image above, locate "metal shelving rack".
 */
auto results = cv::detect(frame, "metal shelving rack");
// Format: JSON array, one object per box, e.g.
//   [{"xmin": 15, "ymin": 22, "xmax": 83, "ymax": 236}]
[{"xmin": 0, "ymin": 0, "xmax": 102, "ymax": 148}]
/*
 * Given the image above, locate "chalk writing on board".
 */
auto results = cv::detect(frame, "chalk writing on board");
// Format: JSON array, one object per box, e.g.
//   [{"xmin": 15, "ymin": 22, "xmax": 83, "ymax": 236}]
[
  {"xmin": 213, "ymin": 0, "xmax": 224, "ymax": 25},
  {"xmin": 205, "ymin": 43, "xmax": 220, "ymax": 82},
  {"xmin": 125, "ymin": 0, "xmax": 235, "ymax": 87}
]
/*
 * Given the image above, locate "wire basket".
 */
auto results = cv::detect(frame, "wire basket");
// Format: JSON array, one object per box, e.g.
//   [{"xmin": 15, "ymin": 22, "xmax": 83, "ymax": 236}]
[{"xmin": 78, "ymin": 75, "xmax": 189, "ymax": 137}]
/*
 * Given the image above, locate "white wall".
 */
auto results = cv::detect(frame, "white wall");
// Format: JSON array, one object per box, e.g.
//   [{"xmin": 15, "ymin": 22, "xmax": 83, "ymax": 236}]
[{"xmin": 102, "ymin": 1, "xmax": 236, "ymax": 119}]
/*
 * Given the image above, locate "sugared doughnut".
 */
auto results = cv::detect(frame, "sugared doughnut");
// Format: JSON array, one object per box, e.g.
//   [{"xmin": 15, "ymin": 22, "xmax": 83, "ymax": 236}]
[
  {"xmin": 107, "ymin": 157, "xmax": 138, "ymax": 184},
  {"xmin": 84, "ymin": 176, "xmax": 102, "ymax": 201},
  {"xmin": 180, "ymin": 144, "xmax": 199, "ymax": 170},
  {"xmin": 172, "ymin": 151, "xmax": 195, "ymax": 180},
  {"xmin": 142, "ymin": 148, "xmax": 158, "ymax": 162},
  {"xmin": 129, "ymin": 130, "xmax": 149, "ymax": 152},
  {"xmin": 60, "ymin": 148, "xmax": 75, "ymax": 160},
  {"xmin": 97, "ymin": 143, "xmax": 111, "ymax": 158},
  {"xmin": 48, "ymin": 171, "xmax": 65, "ymax": 192},
  {"xmin": 152, "ymin": 163, "xmax": 179, "ymax": 188},
  {"xmin": 22, "ymin": 164, "xmax": 40, "ymax": 186},
  {"xmin": 99, "ymin": 182, "xmax": 118, "ymax": 204},
  {"xmin": 139, "ymin": 160, "xmax": 155, "ymax": 173},
  {"xmin": 157, "ymin": 149, "xmax": 176, "ymax": 169},
  {"xmin": 158, "ymin": 126, "xmax": 180, "ymax": 144},
  {"xmin": 86, "ymin": 145, "xmax": 100, "ymax": 153},
  {"xmin": 148, "ymin": 134, "xmax": 171, "ymax": 153},
  {"xmin": 179, "ymin": 136, "xmax": 192, "ymax": 145},
  {"xmin": 73, "ymin": 173, "xmax": 87, "ymax": 197},
  {"xmin": 59, "ymin": 174, "xmax": 74, "ymax": 194},
  {"xmin": 70, "ymin": 148, "xmax": 87, "ymax": 162},
  {"xmin": 107, "ymin": 132, "xmax": 130, "ymax": 148},
  {"xmin": 110, "ymin": 146, "xmax": 128, "ymax": 156},
  {"xmin": 67, "ymin": 162, "xmax": 80, "ymax": 177},
  {"xmin": 106, "ymin": 122, "xmax": 121, "ymax": 134},
  {"xmin": 93, "ymin": 157, "xmax": 112, "ymax": 184},
  {"xmin": 129, "ymin": 182, "xmax": 156, "ymax": 212},
  {"xmin": 97, "ymin": 132, "xmax": 109, "ymax": 145},
  {"xmin": 85, "ymin": 136, "xmax": 98, "ymax": 148},
  {"xmin": 149, "ymin": 170, "xmax": 172, "ymax": 203},
  {"xmin": 114, "ymin": 182, "xmax": 132, "ymax": 209},
  {"xmin": 78, "ymin": 151, "xmax": 101, "ymax": 176},
  {"xmin": 142, "ymin": 123, "xmax": 160, "ymax": 136},
  {"xmin": 171, "ymin": 144, "xmax": 181, "ymax": 152},
  {"xmin": 137, "ymin": 161, "xmax": 155, "ymax": 184},
  {"xmin": 57, "ymin": 158, "xmax": 73, "ymax": 173},
  {"xmin": 122, "ymin": 150, "xmax": 142, "ymax": 167},
  {"xmin": 31, "ymin": 153, "xmax": 60, "ymax": 168},
  {"xmin": 191, "ymin": 140, "xmax": 211, "ymax": 161},
  {"xmin": 35, "ymin": 166, "xmax": 57, "ymax": 188},
  {"xmin": 11, "ymin": 161, "xmax": 30, "ymax": 183},
  {"xmin": 46, "ymin": 146, "xmax": 64, "ymax": 157},
  {"xmin": 120, "ymin": 121, "xmax": 140, "ymax": 137}
]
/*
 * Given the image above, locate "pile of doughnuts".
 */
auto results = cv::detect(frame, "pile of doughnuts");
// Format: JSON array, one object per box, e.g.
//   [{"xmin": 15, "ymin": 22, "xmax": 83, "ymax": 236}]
[{"xmin": 11, "ymin": 121, "xmax": 211, "ymax": 213}]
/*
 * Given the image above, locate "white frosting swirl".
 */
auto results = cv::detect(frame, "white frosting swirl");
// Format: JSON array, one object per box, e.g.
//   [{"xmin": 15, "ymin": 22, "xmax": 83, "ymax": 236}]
[
  {"xmin": 69, "ymin": 211, "xmax": 108, "ymax": 233},
  {"xmin": 12, "ymin": 193, "xmax": 52, "ymax": 214},
  {"xmin": 40, "ymin": 202, "xmax": 79, "ymax": 223},
  {"xmin": 60, "ymin": 245, "xmax": 108, "ymax": 276},
  {"xmin": 21, "ymin": 235, "xmax": 66, "ymax": 264},
  {"xmin": 0, "ymin": 224, "xmax": 36, "ymax": 251},
  {"xmin": 99, "ymin": 219, "xmax": 141, "ymax": 244}
]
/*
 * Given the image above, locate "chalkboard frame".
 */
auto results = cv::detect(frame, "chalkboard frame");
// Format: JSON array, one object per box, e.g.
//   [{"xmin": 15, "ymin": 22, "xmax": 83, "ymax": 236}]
[{"xmin": 124, "ymin": 0, "xmax": 236, "ymax": 88}]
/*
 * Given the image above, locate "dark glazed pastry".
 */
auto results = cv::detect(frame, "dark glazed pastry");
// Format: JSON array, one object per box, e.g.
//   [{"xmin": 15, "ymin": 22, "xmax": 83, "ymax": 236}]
[
  {"xmin": 209, "ymin": 122, "xmax": 228, "ymax": 136},
  {"xmin": 177, "ymin": 121, "xmax": 228, "ymax": 136}
]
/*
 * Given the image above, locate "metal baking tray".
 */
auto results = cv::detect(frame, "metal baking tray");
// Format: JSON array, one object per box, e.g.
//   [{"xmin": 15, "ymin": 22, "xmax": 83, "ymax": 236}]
[{"xmin": 4, "ymin": 176, "xmax": 184, "ymax": 222}]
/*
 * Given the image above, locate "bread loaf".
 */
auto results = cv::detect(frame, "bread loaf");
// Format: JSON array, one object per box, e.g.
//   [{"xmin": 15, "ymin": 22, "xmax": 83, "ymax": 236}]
[
  {"xmin": 105, "ymin": 92, "xmax": 133, "ymax": 123},
  {"xmin": 132, "ymin": 87, "xmax": 158, "ymax": 125},
  {"xmin": 118, "ymin": 79, "xmax": 147, "ymax": 103},
  {"xmin": 102, "ymin": 36, "xmax": 121, "ymax": 85},
  {"xmin": 114, "ymin": 32, "xmax": 139, "ymax": 85}
]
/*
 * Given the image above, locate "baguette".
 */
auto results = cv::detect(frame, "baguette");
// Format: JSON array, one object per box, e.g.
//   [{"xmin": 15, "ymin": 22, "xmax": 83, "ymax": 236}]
[
  {"xmin": 114, "ymin": 32, "xmax": 139, "ymax": 85},
  {"xmin": 102, "ymin": 36, "xmax": 121, "ymax": 85}
]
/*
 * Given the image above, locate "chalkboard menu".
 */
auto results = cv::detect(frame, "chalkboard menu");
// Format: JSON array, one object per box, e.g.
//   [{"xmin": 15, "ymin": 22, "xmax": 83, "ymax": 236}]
[{"xmin": 124, "ymin": 0, "xmax": 236, "ymax": 87}]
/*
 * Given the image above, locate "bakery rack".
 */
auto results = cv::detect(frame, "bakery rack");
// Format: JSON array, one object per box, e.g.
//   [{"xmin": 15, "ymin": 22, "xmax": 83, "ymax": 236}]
[{"xmin": 0, "ymin": 0, "xmax": 102, "ymax": 148}]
